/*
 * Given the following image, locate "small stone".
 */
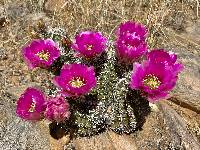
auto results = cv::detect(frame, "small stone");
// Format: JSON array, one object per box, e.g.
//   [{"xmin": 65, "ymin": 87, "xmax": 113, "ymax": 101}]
[{"xmin": 149, "ymin": 103, "xmax": 159, "ymax": 112}]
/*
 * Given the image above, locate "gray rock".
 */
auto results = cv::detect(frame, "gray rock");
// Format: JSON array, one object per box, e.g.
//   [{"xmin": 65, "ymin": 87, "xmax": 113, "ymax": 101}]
[
  {"xmin": 170, "ymin": 46, "xmax": 200, "ymax": 113},
  {"xmin": 160, "ymin": 102, "xmax": 200, "ymax": 150},
  {"xmin": 0, "ymin": 93, "xmax": 51, "ymax": 150}
]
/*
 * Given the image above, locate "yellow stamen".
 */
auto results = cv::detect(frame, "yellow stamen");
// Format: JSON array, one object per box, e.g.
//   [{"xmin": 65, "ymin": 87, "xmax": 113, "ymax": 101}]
[
  {"xmin": 70, "ymin": 77, "xmax": 85, "ymax": 88},
  {"xmin": 36, "ymin": 51, "xmax": 50, "ymax": 61},
  {"xmin": 28, "ymin": 101, "xmax": 36, "ymax": 112},
  {"xmin": 143, "ymin": 74, "xmax": 161, "ymax": 90}
]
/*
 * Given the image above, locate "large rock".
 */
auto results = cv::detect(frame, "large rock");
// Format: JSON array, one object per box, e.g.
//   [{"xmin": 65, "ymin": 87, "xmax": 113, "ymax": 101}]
[
  {"xmin": 0, "ymin": 93, "xmax": 51, "ymax": 150},
  {"xmin": 160, "ymin": 102, "xmax": 200, "ymax": 150},
  {"xmin": 0, "ymin": 91, "xmax": 69, "ymax": 150},
  {"xmin": 172, "ymin": 47, "xmax": 200, "ymax": 112},
  {"xmin": 73, "ymin": 131, "xmax": 137, "ymax": 150},
  {"xmin": 163, "ymin": 27, "xmax": 200, "ymax": 113}
]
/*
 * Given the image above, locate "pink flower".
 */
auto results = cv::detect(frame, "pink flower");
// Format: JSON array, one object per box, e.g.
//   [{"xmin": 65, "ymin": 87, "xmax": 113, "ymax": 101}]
[
  {"xmin": 22, "ymin": 39, "xmax": 60, "ymax": 69},
  {"xmin": 115, "ymin": 36, "xmax": 148, "ymax": 63},
  {"xmin": 115, "ymin": 21, "xmax": 148, "ymax": 63},
  {"xmin": 71, "ymin": 31, "xmax": 107, "ymax": 58},
  {"xmin": 147, "ymin": 49, "xmax": 184, "ymax": 74},
  {"xmin": 130, "ymin": 61, "xmax": 180, "ymax": 102},
  {"xmin": 44, "ymin": 96, "xmax": 70, "ymax": 122},
  {"xmin": 16, "ymin": 88, "xmax": 46, "ymax": 120},
  {"xmin": 53, "ymin": 63, "xmax": 97, "ymax": 97},
  {"xmin": 116, "ymin": 21, "xmax": 147, "ymax": 41}
]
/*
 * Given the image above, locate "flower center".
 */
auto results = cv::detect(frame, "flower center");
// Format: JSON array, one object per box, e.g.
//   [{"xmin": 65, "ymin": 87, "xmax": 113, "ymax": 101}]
[
  {"xmin": 28, "ymin": 101, "xmax": 36, "ymax": 112},
  {"xmin": 36, "ymin": 51, "xmax": 50, "ymax": 61},
  {"xmin": 87, "ymin": 45, "xmax": 93, "ymax": 51},
  {"xmin": 143, "ymin": 74, "xmax": 161, "ymax": 90},
  {"xmin": 70, "ymin": 77, "xmax": 85, "ymax": 88}
]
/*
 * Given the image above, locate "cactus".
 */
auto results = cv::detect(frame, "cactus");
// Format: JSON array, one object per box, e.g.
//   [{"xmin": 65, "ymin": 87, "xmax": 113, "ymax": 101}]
[{"xmin": 43, "ymin": 28, "xmax": 139, "ymax": 136}]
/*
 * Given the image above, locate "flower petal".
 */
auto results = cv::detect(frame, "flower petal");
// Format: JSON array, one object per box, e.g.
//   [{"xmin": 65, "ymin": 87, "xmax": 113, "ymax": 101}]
[
  {"xmin": 16, "ymin": 87, "xmax": 46, "ymax": 120},
  {"xmin": 53, "ymin": 63, "xmax": 97, "ymax": 97},
  {"xmin": 22, "ymin": 39, "xmax": 60, "ymax": 69}
]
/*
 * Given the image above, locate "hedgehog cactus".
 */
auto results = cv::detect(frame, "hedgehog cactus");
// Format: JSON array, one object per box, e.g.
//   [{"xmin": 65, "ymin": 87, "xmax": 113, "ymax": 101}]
[{"xmin": 16, "ymin": 21, "xmax": 183, "ymax": 137}]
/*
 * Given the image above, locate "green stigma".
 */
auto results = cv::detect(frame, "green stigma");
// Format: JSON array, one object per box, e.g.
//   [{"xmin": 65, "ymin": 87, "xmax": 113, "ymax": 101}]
[
  {"xmin": 70, "ymin": 77, "xmax": 85, "ymax": 88},
  {"xmin": 36, "ymin": 51, "xmax": 50, "ymax": 61},
  {"xmin": 143, "ymin": 74, "xmax": 161, "ymax": 90}
]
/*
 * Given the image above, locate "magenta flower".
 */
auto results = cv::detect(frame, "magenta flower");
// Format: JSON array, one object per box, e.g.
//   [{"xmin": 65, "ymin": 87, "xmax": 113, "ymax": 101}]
[
  {"xmin": 116, "ymin": 21, "xmax": 147, "ymax": 41},
  {"xmin": 147, "ymin": 49, "xmax": 184, "ymax": 74},
  {"xmin": 53, "ymin": 63, "xmax": 97, "ymax": 97},
  {"xmin": 22, "ymin": 39, "xmax": 60, "ymax": 69},
  {"xmin": 130, "ymin": 61, "xmax": 179, "ymax": 102},
  {"xmin": 16, "ymin": 87, "xmax": 46, "ymax": 120},
  {"xmin": 115, "ymin": 36, "xmax": 148, "ymax": 63},
  {"xmin": 44, "ymin": 96, "xmax": 70, "ymax": 122},
  {"xmin": 71, "ymin": 31, "xmax": 107, "ymax": 58}
]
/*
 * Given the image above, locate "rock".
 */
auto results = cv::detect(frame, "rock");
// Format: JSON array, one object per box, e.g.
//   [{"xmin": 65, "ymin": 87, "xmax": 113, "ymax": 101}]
[
  {"xmin": 170, "ymin": 44, "xmax": 200, "ymax": 113},
  {"xmin": 5, "ymin": 83, "xmax": 46, "ymax": 99},
  {"xmin": 131, "ymin": 101, "xmax": 200, "ymax": 150},
  {"xmin": 40, "ymin": 121, "xmax": 70, "ymax": 150},
  {"xmin": 0, "ymin": 92, "xmax": 70, "ymax": 150},
  {"xmin": 1, "ymin": 1, "xmax": 200, "ymax": 149},
  {"xmin": 73, "ymin": 132, "xmax": 115, "ymax": 150},
  {"xmin": 159, "ymin": 102, "xmax": 200, "ymax": 150},
  {"xmin": 132, "ymin": 105, "xmax": 180, "ymax": 149},
  {"xmin": 72, "ymin": 131, "xmax": 137, "ymax": 150},
  {"xmin": 162, "ymin": 27, "xmax": 200, "ymax": 113},
  {"xmin": 0, "ymin": 93, "xmax": 51, "ymax": 150},
  {"xmin": 49, "ymin": 135, "xmax": 70, "ymax": 150},
  {"xmin": 107, "ymin": 131, "xmax": 137, "ymax": 150},
  {"xmin": 162, "ymin": 100, "xmax": 200, "ymax": 140},
  {"xmin": 71, "ymin": 101, "xmax": 199, "ymax": 150}
]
